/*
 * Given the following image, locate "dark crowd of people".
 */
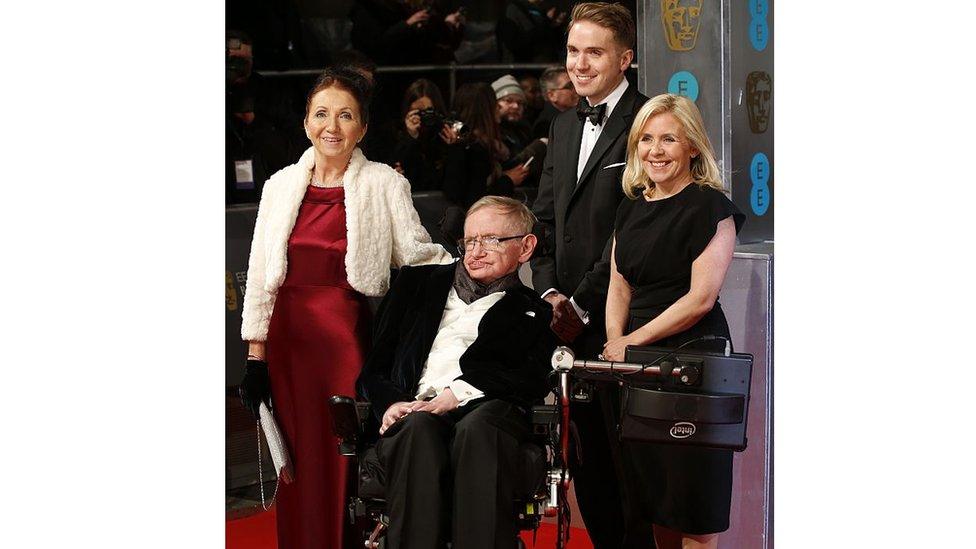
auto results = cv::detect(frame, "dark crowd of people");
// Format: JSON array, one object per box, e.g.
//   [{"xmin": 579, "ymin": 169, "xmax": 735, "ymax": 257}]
[
  {"xmin": 226, "ymin": 0, "xmax": 640, "ymax": 219},
  {"xmin": 234, "ymin": 2, "xmax": 746, "ymax": 549}
]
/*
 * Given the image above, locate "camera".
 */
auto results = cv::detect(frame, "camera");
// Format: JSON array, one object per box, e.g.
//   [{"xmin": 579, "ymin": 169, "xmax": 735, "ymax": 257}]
[
  {"xmin": 448, "ymin": 119, "xmax": 467, "ymax": 137},
  {"xmin": 417, "ymin": 107, "xmax": 469, "ymax": 139},
  {"xmin": 417, "ymin": 107, "xmax": 444, "ymax": 129},
  {"xmin": 226, "ymin": 56, "xmax": 250, "ymax": 86}
]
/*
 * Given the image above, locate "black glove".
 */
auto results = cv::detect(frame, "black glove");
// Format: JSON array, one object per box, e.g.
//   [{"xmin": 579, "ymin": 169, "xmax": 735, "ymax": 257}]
[{"xmin": 239, "ymin": 358, "xmax": 271, "ymax": 420}]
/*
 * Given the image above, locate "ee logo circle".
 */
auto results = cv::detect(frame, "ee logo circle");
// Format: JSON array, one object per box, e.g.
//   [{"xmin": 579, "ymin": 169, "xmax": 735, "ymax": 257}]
[
  {"xmin": 749, "ymin": 0, "xmax": 769, "ymax": 51},
  {"xmin": 668, "ymin": 71, "xmax": 699, "ymax": 102},
  {"xmin": 750, "ymin": 152, "xmax": 770, "ymax": 216},
  {"xmin": 749, "ymin": 0, "xmax": 768, "ymax": 18}
]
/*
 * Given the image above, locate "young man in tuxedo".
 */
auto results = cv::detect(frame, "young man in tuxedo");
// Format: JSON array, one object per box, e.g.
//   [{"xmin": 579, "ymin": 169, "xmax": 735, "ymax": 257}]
[
  {"xmin": 357, "ymin": 196, "xmax": 558, "ymax": 549},
  {"xmin": 530, "ymin": 3, "xmax": 652, "ymax": 547}
]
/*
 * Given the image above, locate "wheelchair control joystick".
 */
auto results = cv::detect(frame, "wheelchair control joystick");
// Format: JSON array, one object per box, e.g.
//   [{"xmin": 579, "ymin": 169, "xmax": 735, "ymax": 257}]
[{"xmin": 678, "ymin": 363, "xmax": 702, "ymax": 386}]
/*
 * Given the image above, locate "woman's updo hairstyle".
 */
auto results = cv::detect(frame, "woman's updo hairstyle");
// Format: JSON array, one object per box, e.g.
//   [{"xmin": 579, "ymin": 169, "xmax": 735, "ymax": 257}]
[{"xmin": 304, "ymin": 66, "xmax": 373, "ymax": 125}]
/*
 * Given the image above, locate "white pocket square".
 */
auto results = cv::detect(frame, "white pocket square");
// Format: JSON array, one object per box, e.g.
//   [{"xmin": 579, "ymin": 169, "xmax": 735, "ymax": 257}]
[
  {"xmin": 525, "ymin": 311, "xmax": 536, "ymax": 317},
  {"xmin": 602, "ymin": 162, "xmax": 626, "ymax": 170}
]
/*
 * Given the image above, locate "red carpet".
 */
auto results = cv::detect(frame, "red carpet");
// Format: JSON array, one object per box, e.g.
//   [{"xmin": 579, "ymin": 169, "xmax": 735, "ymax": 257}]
[{"xmin": 227, "ymin": 507, "xmax": 593, "ymax": 548}]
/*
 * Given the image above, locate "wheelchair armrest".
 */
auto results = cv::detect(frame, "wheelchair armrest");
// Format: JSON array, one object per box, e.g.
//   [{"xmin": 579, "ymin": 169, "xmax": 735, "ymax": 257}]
[
  {"xmin": 530, "ymin": 404, "xmax": 557, "ymax": 425},
  {"xmin": 529, "ymin": 404, "xmax": 558, "ymax": 436},
  {"xmin": 329, "ymin": 395, "xmax": 362, "ymax": 456}
]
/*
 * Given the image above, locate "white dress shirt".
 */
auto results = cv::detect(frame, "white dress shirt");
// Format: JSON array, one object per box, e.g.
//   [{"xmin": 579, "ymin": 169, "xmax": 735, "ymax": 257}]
[
  {"xmin": 414, "ymin": 288, "xmax": 506, "ymax": 406},
  {"xmin": 576, "ymin": 77, "xmax": 630, "ymax": 182}
]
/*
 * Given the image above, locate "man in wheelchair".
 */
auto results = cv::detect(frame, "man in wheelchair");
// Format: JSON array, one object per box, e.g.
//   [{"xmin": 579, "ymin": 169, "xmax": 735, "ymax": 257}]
[{"xmin": 356, "ymin": 195, "xmax": 559, "ymax": 549}]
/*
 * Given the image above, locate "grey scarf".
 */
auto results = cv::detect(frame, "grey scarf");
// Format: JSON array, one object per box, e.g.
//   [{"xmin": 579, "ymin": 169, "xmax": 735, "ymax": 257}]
[{"xmin": 452, "ymin": 262, "xmax": 522, "ymax": 304}]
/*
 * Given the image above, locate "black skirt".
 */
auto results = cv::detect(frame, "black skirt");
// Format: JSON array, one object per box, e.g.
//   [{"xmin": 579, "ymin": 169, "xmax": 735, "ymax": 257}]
[{"xmin": 620, "ymin": 303, "xmax": 734, "ymax": 535}]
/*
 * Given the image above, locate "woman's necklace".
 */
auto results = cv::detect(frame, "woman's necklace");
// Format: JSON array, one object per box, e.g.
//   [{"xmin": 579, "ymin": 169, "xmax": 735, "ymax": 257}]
[
  {"xmin": 310, "ymin": 161, "xmax": 348, "ymax": 188},
  {"xmin": 310, "ymin": 176, "xmax": 343, "ymax": 188}
]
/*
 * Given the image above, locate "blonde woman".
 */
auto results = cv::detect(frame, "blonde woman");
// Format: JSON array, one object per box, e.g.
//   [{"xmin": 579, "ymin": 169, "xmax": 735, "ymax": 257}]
[{"xmin": 603, "ymin": 94, "xmax": 745, "ymax": 549}]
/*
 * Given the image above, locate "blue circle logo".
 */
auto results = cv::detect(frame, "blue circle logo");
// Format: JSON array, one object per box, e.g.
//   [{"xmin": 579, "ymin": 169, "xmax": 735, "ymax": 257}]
[
  {"xmin": 667, "ymin": 71, "xmax": 699, "ymax": 102},
  {"xmin": 750, "ymin": 184, "xmax": 770, "ymax": 216},
  {"xmin": 750, "ymin": 152, "xmax": 769, "ymax": 187},
  {"xmin": 749, "ymin": 152, "xmax": 771, "ymax": 216},
  {"xmin": 749, "ymin": 18, "xmax": 768, "ymax": 51},
  {"xmin": 749, "ymin": 0, "xmax": 768, "ymax": 18}
]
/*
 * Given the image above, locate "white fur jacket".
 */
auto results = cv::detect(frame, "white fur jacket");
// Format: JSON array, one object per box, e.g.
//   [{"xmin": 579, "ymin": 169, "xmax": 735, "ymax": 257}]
[{"xmin": 241, "ymin": 147, "xmax": 453, "ymax": 341}]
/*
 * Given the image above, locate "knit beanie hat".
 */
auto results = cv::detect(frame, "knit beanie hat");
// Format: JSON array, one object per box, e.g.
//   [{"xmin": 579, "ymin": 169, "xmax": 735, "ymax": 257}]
[{"xmin": 491, "ymin": 74, "xmax": 526, "ymax": 100}]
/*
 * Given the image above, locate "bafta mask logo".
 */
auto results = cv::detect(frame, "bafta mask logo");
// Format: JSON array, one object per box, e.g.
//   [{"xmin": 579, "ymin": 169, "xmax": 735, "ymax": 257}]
[
  {"xmin": 226, "ymin": 271, "xmax": 239, "ymax": 311},
  {"xmin": 746, "ymin": 71, "xmax": 771, "ymax": 133},
  {"xmin": 661, "ymin": 0, "xmax": 704, "ymax": 51}
]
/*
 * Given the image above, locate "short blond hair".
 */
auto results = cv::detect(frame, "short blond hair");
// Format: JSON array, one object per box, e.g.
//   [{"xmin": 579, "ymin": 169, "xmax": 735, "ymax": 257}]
[
  {"xmin": 621, "ymin": 94, "xmax": 726, "ymax": 200},
  {"xmin": 570, "ymin": 2, "xmax": 636, "ymax": 50},
  {"xmin": 466, "ymin": 196, "xmax": 536, "ymax": 234}
]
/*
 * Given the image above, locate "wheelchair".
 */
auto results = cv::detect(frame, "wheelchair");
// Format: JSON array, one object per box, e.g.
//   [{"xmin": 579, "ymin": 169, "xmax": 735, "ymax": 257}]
[
  {"xmin": 329, "ymin": 396, "xmax": 571, "ymax": 549},
  {"xmin": 330, "ymin": 342, "xmax": 752, "ymax": 548}
]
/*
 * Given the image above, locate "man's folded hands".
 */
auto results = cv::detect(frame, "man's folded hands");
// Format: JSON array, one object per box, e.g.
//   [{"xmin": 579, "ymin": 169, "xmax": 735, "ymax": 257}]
[{"xmin": 379, "ymin": 389, "xmax": 461, "ymax": 435}]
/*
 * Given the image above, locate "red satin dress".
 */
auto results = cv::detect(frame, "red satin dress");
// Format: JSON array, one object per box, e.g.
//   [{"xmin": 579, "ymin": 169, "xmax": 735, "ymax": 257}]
[{"xmin": 266, "ymin": 185, "xmax": 371, "ymax": 549}]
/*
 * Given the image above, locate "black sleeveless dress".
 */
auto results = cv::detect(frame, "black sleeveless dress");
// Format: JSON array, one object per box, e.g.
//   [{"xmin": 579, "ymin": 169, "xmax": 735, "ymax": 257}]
[{"xmin": 613, "ymin": 183, "xmax": 745, "ymax": 535}]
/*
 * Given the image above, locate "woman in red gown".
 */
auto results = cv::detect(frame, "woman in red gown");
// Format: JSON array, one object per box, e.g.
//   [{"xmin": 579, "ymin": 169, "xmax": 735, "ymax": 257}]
[{"xmin": 239, "ymin": 67, "xmax": 452, "ymax": 549}]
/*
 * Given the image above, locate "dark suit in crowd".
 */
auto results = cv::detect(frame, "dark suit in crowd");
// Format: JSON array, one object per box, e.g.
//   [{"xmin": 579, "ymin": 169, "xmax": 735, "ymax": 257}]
[{"xmin": 532, "ymin": 102, "xmax": 560, "ymax": 140}]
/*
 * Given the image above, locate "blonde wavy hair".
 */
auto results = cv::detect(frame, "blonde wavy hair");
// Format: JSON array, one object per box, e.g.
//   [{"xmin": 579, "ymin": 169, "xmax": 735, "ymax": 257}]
[{"xmin": 621, "ymin": 93, "xmax": 725, "ymax": 199}]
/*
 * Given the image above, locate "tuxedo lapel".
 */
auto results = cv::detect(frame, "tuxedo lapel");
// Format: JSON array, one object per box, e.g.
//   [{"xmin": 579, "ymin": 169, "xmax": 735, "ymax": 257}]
[
  {"xmin": 475, "ymin": 291, "xmax": 519, "ymax": 339},
  {"xmin": 569, "ymin": 85, "xmax": 639, "ymax": 206},
  {"xmin": 576, "ymin": 111, "xmax": 627, "ymax": 187},
  {"xmin": 556, "ymin": 115, "xmax": 586, "ymax": 223},
  {"xmin": 466, "ymin": 289, "xmax": 541, "ymax": 357}
]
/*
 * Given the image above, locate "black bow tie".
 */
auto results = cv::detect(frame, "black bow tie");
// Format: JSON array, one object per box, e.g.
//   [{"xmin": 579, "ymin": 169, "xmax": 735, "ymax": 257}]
[{"xmin": 576, "ymin": 100, "xmax": 607, "ymax": 126}]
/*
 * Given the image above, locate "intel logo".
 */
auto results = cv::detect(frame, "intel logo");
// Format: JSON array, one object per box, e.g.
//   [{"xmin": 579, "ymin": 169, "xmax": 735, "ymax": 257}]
[{"xmin": 669, "ymin": 422, "xmax": 696, "ymax": 439}]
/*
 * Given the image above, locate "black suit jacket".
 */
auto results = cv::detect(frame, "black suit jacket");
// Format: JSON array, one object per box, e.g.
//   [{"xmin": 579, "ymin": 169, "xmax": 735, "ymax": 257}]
[
  {"xmin": 530, "ymin": 82, "xmax": 648, "ymax": 318},
  {"xmin": 357, "ymin": 263, "xmax": 558, "ymax": 423}
]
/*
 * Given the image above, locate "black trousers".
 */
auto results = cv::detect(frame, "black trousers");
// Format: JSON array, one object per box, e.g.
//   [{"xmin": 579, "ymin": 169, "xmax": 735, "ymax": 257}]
[
  {"xmin": 570, "ymin": 327, "xmax": 656, "ymax": 549},
  {"xmin": 375, "ymin": 399, "xmax": 531, "ymax": 549}
]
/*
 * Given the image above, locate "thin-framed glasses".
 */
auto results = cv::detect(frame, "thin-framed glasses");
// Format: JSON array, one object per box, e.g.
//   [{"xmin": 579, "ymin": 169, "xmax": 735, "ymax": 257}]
[{"xmin": 457, "ymin": 234, "xmax": 527, "ymax": 255}]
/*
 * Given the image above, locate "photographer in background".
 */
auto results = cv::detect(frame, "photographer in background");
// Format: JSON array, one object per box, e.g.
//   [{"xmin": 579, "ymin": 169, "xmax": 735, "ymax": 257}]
[
  {"xmin": 441, "ymin": 83, "xmax": 529, "ymax": 219},
  {"xmin": 226, "ymin": 30, "xmax": 254, "ymax": 87},
  {"xmin": 226, "ymin": 30, "xmax": 294, "ymax": 204},
  {"xmin": 391, "ymin": 79, "xmax": 454, "ymax": 192},
  {"xmin": 351, "ymin": 0, "xmax": 466, "ymax": 65}
]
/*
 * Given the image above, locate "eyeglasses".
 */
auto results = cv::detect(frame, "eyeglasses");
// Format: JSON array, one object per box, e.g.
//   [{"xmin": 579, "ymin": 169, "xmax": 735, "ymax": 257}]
[{"xmin": 457, "ymin": 234, "xmax": 527, "ymax": 254}]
